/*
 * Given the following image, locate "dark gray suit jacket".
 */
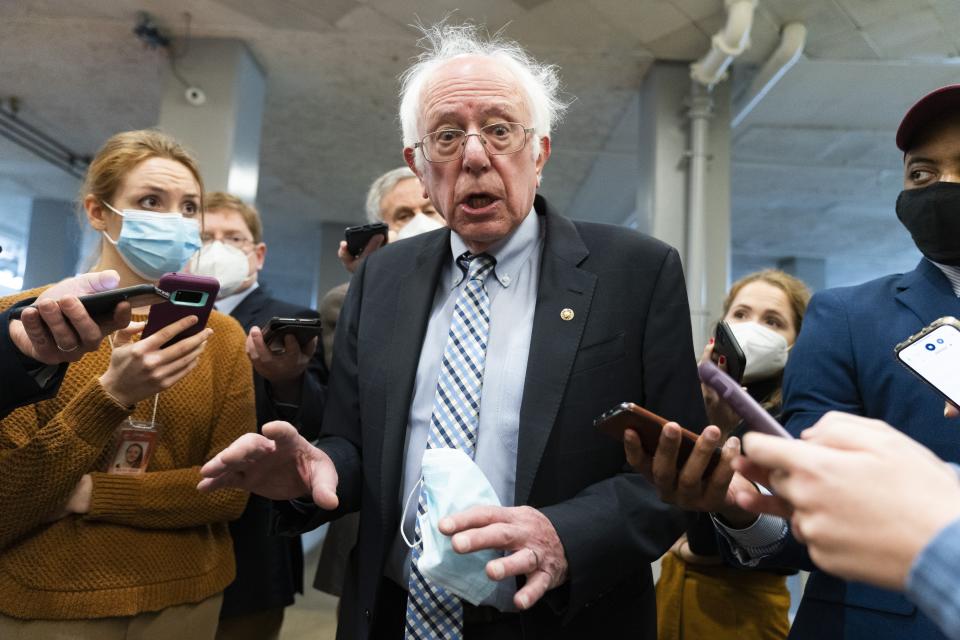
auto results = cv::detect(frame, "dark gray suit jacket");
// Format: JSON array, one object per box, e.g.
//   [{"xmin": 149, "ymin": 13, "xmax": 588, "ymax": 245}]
[{"xmin": 277, "ymin": 196, "xmax": 706, "ymax": 639}]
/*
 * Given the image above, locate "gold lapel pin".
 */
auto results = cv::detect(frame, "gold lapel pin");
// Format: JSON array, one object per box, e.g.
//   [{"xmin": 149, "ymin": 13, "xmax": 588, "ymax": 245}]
[{"xmin": 560, "ymin": 308, "xmax": 574, "ymax": 321}]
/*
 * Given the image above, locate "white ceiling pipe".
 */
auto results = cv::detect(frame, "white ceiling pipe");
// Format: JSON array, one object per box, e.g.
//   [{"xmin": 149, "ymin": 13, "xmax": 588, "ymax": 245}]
[
  {"xmin": 732, "ymin": 22, "xmax": 807, "ymax": 129},
  {"xmin": 690, "ymin": 0, "xmax": 758, "ymax": 88}
]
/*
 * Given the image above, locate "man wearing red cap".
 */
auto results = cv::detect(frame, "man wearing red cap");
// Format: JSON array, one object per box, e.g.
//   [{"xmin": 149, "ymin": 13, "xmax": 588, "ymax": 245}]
[{"xmin": 626, "ymin": 85, "xmax": 960, "ymax": 640}]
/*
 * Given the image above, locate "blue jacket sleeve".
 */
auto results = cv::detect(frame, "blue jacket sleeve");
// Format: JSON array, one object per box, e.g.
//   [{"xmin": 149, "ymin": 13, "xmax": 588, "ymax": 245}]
[
  {"xmin": 906, "ymin": 518, "xmax": 960, "ymax": 640},
  {"xmin": 717, "ymin": 290, "xmax": 863, "ymax": 573}
]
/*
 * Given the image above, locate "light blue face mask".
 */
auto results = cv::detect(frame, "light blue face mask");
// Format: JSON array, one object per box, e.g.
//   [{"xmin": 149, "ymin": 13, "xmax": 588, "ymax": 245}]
[
  {"xmin": 101, "ymin": 202, "xmax": 202, "ymax": 281},
  {"xmin": 402, "ymin": 447, "xmax": 502, "ymax": 606}
]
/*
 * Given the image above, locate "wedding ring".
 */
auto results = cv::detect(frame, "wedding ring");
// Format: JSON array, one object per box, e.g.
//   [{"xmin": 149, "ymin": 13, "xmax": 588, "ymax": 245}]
[
  {"xmin": 56, "ymin": 342, "xmax": 80, "ymax": 353},
  {"xmin": 529, "ymin": 548, "xmax": 540, "ymax": 569}
]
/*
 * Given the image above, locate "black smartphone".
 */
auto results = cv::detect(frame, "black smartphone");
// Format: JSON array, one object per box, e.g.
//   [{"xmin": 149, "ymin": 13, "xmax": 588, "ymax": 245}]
[
  {"xmin": 262, "ymin": 317, "xmax": 322, "ymax": 354},
  {"xmin": 713, "ymin": 321, "xmax": 747, "ymax": 384},
  {"xmin": 9, "ymin": 284, "xmax": 168, "ymax": 321},
  {"xmin": 594, "ymin": 402, "xmax": 722, "ymax": 476},
  {"xmin": 894, "ymin": 316, "xmax": 960, "ymax": 408},
  {"xmin": 344, "ymin": 222, "xmax": 388, "ymax": 257}
]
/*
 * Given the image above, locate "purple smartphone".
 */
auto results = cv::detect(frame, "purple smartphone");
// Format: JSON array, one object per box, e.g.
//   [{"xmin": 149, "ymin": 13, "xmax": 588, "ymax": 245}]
[
  {"xmin": 698, "ymin": 360, "xmax": 794, "ymax": 439},
  {"xmin": 141, "ymin": 273, "xmax": 219, "ymax": 348}
]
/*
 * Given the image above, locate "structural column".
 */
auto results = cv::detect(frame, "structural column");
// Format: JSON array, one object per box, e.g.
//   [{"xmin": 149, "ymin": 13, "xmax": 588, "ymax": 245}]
[
  {"xmin": 636, "ymin": 62, "xmax": 733, "ymax": 348},
  {"xmin": 157, "ymin": 39, "xmax": 266, "ymax": 203},
  {"xmin": 22, "ymin": 199, "xmax": 81, "ymax": 289}
]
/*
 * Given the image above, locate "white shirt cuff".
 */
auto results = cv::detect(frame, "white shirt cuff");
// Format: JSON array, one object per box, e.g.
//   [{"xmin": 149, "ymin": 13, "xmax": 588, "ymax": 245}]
[{"xmin": 711, "ymin": 485, "xmax": 789, "ymax": 566}]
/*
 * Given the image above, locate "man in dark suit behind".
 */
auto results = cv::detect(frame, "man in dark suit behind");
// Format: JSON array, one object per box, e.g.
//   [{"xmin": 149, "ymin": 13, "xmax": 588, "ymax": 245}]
[
  {"xmin": 190, "ymin": 192, "xmax": 328, "ymax": 640},
  {"xmin": 199, "ymin": 23, "xmax": 706, "ymax": 640}
]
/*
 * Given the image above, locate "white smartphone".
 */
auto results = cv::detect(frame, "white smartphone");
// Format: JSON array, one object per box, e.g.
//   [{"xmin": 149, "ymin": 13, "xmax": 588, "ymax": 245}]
[{"xmin": 895, "ymin": 316, "xmax": 960, "ymax": 408}]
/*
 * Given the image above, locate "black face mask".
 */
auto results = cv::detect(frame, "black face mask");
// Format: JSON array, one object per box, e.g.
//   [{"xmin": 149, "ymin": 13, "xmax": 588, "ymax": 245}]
[{"xmin": 896, "ymin": 181, "xmax": 960, "ymax": 266}]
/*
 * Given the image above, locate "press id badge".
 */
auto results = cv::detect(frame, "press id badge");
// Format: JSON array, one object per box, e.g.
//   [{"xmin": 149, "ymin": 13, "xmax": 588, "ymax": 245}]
[{"xmin": 107, "ymin": 420, "xmax": 158, "ymax": 474}]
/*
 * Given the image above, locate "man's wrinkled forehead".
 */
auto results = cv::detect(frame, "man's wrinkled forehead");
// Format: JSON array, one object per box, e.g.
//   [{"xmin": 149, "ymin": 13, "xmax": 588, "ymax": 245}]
[{"xmin": 419, "ymin": 56, "xmax": 531, "ymax": 129}]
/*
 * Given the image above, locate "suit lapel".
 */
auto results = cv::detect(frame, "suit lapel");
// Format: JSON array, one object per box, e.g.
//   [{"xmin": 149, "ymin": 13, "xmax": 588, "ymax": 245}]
[
  {"xmin": 895, "ymin": 259, "xmax": 960, "ymax": 325},
  {"xmin": 380, "ymin": 231, "xmax": 450, "ymax": 531},
  {"xmin": 231, "ymin": 286, "xmax": 269, "ymax": 330},
  {"xmin": 515, "ymin": 199, "xmax": 596, "ymax": 506}
]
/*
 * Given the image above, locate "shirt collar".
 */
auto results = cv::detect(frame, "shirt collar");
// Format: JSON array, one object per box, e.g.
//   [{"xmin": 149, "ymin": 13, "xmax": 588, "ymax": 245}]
[
  {"xmin": 449, "ymin": 206, "xmax": 541, "ymax": 289},
  {"xmin": 931, "ymin": 260, "xmax": 960, "ymax": 297},
  {"xmin": 215, "ymin": 280, "xmax": 259, "ymax": 315}
]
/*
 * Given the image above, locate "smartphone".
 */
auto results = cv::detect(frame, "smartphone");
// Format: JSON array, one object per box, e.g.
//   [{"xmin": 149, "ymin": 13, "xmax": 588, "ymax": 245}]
[
  {"xmin": 698, "ymin": 360, "xmax": 794, "ymax": 438},
  {"xmin": 261, "ymin": 317, "xmax": 322, "ymax": 354},
  {"xmin": 344, "ymin": 222, "xmax": 388, "ymax": 257},
  {"xmin": 894, "ymin": 316, "xmax": 960, "ymax": 408},
  {"xmin": 713, "ymin": 321, "xmax": 747, "ymax": 384},
  {"xmin": 141, "ymin": 273, "xmax": 219, "ymax": 348},
  {"xmin": 594, "ymin": 402, "xmax": 722, "ymax": 476},
  {"xmin": 9, "ymin": 284, "xmax": 168, "ymax": 321}
]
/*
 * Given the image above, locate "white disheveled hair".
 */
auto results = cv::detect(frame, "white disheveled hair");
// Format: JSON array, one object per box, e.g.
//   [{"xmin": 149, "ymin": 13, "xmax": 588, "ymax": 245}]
[
  {"xmin": 365, "ymin": 166, "xmax": 417, "ymax": 223},
  {"xmin": 398, "ymin": 22, "xmax": 568, "ymax": 168}
]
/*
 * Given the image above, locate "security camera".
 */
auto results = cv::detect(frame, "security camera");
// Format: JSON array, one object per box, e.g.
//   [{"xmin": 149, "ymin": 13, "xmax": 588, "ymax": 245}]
[{"xmin": 184, "ymin": 86, "xmax": 206, "ymax": 106}]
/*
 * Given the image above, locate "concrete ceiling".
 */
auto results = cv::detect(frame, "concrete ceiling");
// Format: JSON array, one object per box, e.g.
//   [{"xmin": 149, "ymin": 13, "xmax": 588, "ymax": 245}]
[
  {"xmin": 4, "ymin": 0, "xmax": 960, "ymax": 293},
  {"xmin": 0, "ymin": 0, "xmax": 727, "ymax": 227},
  {"xmin": 732, "ymin": 0, "xmax": 960, "ymax": 287}
]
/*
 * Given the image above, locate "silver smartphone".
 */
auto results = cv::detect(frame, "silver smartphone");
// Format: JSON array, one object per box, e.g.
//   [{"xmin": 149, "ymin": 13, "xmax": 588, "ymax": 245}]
[{"xmin": 895, "ymin": 316, "xmax": 960, "ymax": 408}]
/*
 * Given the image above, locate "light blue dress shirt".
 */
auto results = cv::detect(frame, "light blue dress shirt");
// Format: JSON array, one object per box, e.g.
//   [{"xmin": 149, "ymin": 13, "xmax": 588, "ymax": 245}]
[
  {"xmin": 384, "ymin": 208, "xmax": 543, "ymax": 611},
  {"xmin": 905, "ymin": 463, "xmax": 960, "ymax": 640}
]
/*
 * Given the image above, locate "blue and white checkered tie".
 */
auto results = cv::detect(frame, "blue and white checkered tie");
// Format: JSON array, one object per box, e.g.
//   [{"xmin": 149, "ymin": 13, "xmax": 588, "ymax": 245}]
[{"xmin": 404, "ymin": 252, "xmax": 496, "ymax": 640}]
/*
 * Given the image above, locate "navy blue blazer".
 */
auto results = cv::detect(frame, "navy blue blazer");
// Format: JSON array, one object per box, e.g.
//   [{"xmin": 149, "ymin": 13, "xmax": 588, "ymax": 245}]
[{"xmin": 775, "ymin": 258, "xmax": 960, "ymax": 639}]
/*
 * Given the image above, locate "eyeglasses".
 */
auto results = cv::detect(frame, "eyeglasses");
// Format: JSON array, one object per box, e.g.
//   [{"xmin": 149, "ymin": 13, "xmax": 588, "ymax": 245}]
[
  {"xmin": 414, "ymin": 122, "xmax": 535, "ymax": 163},
  {"xmin": 201, "ymin": 234, "xmax": 254, "ymax": 251}
]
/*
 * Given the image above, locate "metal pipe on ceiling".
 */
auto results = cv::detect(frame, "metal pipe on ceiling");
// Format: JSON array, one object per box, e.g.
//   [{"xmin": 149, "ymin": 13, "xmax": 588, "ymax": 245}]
[
  {"xmin": 732, "ymin": 23, "xmax": 808, "ymax": 129},
  {"xmin": 0, "ymin": 105, "xmax": 89, "ymax": 180},
  {"xmin": 685, "ymin": 0, "xmax": 757, "ymax": 345},
  {"xmin": 690, "ymin": 0, "xmax": 758, "ymax": 89}
]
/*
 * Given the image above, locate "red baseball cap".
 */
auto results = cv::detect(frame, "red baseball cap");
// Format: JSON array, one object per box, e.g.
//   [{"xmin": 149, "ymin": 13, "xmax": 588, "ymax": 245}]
[{"xmin": 896, "ymin": 84, "xmax": 960, "ymax": 152}]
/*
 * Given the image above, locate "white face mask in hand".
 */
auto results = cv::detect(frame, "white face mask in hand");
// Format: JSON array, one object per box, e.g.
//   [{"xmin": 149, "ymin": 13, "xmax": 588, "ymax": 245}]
[
  {"xmin": 401, "ymin": 447, "xmax": 501, "ymax": 606},
  {"xmin": 396, "ymin": 213, "xmax": 444, "ymax": 240},
  {"xmin": 729, "ymin": 321, "xmax": 790, "ymax": 384},
  {"xmin": 187, "ymin": 241, "xmax": 251, "ymax": 298}
]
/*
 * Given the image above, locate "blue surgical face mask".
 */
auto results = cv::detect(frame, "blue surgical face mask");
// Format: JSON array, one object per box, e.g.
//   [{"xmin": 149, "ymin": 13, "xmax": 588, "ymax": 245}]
[
  {"xmin": 401, "ymin": 447, "xmax": 502, "ymax": 606},
  {"xmin": 101, "ymin": 202, "xmax": 202, "ymax": 281}
]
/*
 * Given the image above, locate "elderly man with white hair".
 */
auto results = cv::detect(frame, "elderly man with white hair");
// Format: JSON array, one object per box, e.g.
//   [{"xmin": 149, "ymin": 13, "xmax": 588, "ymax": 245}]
[
  {"xmin": 200, "ymin": 23, "xmax": 706, "ymax": 640},
  {"xmin": 338, "ymin": 166, "xmax": 446, "ymax": 273}
]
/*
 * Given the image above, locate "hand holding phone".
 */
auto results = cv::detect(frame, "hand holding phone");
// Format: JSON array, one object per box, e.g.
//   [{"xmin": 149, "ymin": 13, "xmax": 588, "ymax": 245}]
[
  {"xmin": 602, "ymin": 402, "xmax": 756, "ymax": 521},
  {"xmin": 261, "ymin": 317, "xmax": 322, "ymax": 354},
  {"xmin": 698, "ymin": 360, "xmax": 793, "ymax": 438},
  {"xmin": 713, "ymin": 321, "xmax": 747, "ymax": 384},
  {"xmin": 595, "ymin": 402, "xmax": 722, "ymax": 476},
  {"xmin": 9, "ymin": 284, "xmax": 167, "ymax": 321},
  {"xmin": 344, "ymin": 222, "xmax": 389, "ymax": 257},
  {"xmin": 7, "ymin": 270, "xmax": 136, "ymax": 365},
  {"xmin": 895, "ymin": 316, "xmax": 960, "ymax": 408},
  {"xmin": 141, "ymin": 273, "xmax": 219, "ymax": 348},
  {"xmin": 99, "ymin": 315, "xmax": 212, "ymax": 407}
]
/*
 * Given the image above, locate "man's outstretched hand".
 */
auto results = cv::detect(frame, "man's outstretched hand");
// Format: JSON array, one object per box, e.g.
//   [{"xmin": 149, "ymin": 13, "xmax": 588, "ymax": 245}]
[{"xmin": 198, "ymin": 420, "xmax": 339, "ymax": 509}]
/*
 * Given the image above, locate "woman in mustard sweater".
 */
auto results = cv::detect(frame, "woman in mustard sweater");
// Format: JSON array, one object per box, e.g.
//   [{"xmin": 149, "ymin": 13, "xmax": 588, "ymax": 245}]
[{"xmin": 0, "ymin": 130, "xmax": 255, "ymax": 638}]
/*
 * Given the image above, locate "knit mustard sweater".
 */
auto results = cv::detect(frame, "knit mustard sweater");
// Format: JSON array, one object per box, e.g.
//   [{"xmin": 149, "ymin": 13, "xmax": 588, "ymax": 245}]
[{"xmin": 0, "ymin": 288, "xmax": 254, "ymax": 620}]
